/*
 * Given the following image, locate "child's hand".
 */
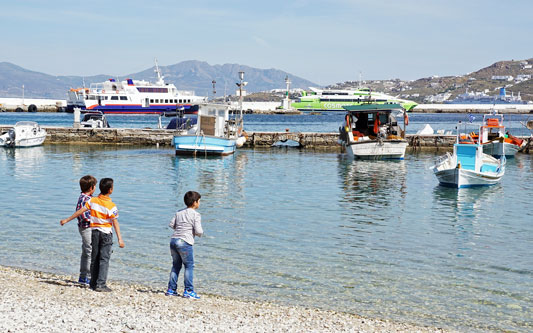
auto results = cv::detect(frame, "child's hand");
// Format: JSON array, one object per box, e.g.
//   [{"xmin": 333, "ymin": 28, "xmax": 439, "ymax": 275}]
[
  {"xmin": 118, "ymin": 239, "xmax": 125, "ymax": 248},
  {"xmin": 60, "ymin": 219, "xmax": 67, "ymax": 226}
]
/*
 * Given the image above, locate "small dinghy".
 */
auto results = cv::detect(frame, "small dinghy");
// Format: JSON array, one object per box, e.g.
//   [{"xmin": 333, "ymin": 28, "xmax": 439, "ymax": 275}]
[{"xmin": 433, "ymin": 125, "xmax": 505, "ymax": 188}]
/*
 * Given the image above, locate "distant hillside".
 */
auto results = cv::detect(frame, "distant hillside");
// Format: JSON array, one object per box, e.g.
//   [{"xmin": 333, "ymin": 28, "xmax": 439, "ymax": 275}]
[
  {"xmin": 330, "ymin": 58, "xmax": 533, "ymax": 103},
  {"xmin": 0, "ymin": 61, "xmax": 318, "ymax": 99}
]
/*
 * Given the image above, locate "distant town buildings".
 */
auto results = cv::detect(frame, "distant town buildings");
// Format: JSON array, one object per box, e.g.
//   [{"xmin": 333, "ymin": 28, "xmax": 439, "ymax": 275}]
[{"xmin": 491, "ymin": 75, "xmax": 514, "ymax": 81}]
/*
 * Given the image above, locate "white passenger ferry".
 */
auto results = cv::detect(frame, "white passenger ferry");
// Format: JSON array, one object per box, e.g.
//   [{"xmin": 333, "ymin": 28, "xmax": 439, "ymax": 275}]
[{"xmin": 66, "ymin": 60, "xmax": 207, "ymax": 114}]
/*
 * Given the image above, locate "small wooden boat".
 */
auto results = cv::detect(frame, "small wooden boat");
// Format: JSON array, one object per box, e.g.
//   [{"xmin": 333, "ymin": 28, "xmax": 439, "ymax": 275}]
[
  {"xmin": 433, "ymin": 126, "xmax": 505, "ymax": 188},
  {"xmin": 476, "ymin": 113, "xmax": 523, "ymax": 157},
  {"xmin": 173, "ymin": 103, "xmax": 245, "ymax": 156},
  {"xmin": 0, "ymin": 121, "xmax": 47, "ymax": 148}
]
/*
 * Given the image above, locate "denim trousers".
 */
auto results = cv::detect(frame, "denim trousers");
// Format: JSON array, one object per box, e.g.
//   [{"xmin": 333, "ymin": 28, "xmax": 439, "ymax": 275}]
[
  {"xmin": 78, "ymin": 226, "xmax": 92, "ymax": 279},
  {"xmin": 167, "ymin": 238, "xmax": 195, "ymax": 292},
  {"xmin": 90, "ymin": 229, "xmax": 113, "ymax": 289}
]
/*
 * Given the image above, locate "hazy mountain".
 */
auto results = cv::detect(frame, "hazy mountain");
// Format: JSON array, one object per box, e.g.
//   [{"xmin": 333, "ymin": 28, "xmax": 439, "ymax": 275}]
[{"xmin": 0, "ymin": 61, "xmax": 318, "ymax": 99}]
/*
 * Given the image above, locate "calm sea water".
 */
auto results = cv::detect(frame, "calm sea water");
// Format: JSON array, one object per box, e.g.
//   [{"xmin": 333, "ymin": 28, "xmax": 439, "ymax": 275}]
[
  {"xmin": 0, "ymin": 141, "xmax": 531, "ymax": 332},
  {"xmin": 1, "ymin": 111, "xmax": 532, "ymax": 136},
  {"xmin": 1, "ymin": 112, "xmax": 532, "ymax": 330}
]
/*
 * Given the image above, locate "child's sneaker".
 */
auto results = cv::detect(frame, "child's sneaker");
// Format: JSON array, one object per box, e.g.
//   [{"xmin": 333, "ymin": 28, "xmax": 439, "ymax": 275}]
[
  {"xmin": 78, "ymin": 277, "xmax": 90, "ymax": 285},
  {"xmin": 183, "ymin": 290, "xmax": 200, "ymax": 299},
  {"xmin": 165, "ymin": 289, "xmax": 179, "ymax": 296}
]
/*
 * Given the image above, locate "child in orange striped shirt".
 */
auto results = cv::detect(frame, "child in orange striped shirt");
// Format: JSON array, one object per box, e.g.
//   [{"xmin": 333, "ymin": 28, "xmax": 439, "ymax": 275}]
[{"xmin": 60, "ymin": 178, "xmax": 124, "ymax": 292}]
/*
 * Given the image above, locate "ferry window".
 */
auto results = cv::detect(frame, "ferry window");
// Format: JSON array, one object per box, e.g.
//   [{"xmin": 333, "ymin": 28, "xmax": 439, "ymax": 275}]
[
  {"xmin": 188, "ymin": 99, "xmax": 191, "ymax": 103},
  {"xmin": 165, "ymin": 99, "xmax": 168, "ymax": 103},
  {"xmin": 104, "ymin": 96, "xmax": 108, "ymax": 100},
  {"xmin": 150, "ymin": 99, "xmax": 154, "ymax": 103},
  {"xmin": 120, "ymin": 96, "xmax": 127, "ymax": 100},
  {"xmin": 178, "ymin": 99, "xmax": 182, "ymax": 103},
  {"xmin": 111, "ymin": 96, "xmax": 118, "ymax": 100},
  {"xmin": 156, "ymin": 99, "xmax": 160, "ymax": 103}
]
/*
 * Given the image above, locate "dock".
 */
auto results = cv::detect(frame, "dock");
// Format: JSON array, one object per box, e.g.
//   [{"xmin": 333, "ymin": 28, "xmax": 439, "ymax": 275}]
[{"xmin": 1, "ymin": 125, "xmax": 531, "ymax": 153}]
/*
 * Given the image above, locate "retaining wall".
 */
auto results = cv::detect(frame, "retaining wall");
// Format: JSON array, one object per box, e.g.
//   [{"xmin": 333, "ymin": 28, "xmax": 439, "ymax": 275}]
[{"xmin": 1, "ymin": 125, "xmax": 531, "ymax": 153}]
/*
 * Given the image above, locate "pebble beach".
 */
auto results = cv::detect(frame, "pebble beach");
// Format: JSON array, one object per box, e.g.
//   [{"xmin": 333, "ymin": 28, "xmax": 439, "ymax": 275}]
[{"xmin": 0, "ymin": 265, "xmax": 451, "ymax": 332}]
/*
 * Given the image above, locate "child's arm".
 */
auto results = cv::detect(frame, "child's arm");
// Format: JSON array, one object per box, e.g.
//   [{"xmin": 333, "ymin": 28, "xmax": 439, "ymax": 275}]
[
  {"xmin": 112, "ymin": 219, "xmax": 125, "ymax": 248},
  {"xmin": 60, "ymin": 207, "xmax": 89, "ymax": 226},
  {"xmin": 193, "ymin": 215, "xmax": 203, "ymax": 237}
]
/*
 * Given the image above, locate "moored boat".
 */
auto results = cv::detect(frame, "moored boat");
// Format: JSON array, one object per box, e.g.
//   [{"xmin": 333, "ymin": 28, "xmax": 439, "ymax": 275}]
[
  {"xmin": 292, "ymin": 87, "xmax": 417, "ymax": 112},
  {"xmin": 475, "ymin": 113, "xmax": 524, "ymax": 157},
  {"xmin": 338, "ymin": 103, "xmax": 408, "ymax": 159},
  {"xmin": 433, "ymin": 125, "xmax": 505, "ymax": 188},
  {"xmin": 0, "ymin": 121, "xmax": 47, "ymax": 148},
  {"xmin": 173, "ymin": 104, "xmax": 244, "ymax": 156},
  {"xmin": 66, "ymin": 59, "xmax": 207, "ymax": 114}
]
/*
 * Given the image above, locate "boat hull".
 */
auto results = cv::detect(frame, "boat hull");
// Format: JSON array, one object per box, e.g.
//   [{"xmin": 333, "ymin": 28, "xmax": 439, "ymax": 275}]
[
  {"xmin": 482, "ymin": 141, "xmax": 520, "ymax": 157},
  {"xmin": 173, "ymin": 135, "xmax": 236, "ymax": 156},
  {"xmin": 434, "ymin": 167, "xmax": 504, "ymax": 188},
  {"xmin": 345, "ymin": 140, "xmax": 407, "ymax": 160},
  {"xmin": 81, "ymin": 104, "xmax": 199, "ymax": 115}
]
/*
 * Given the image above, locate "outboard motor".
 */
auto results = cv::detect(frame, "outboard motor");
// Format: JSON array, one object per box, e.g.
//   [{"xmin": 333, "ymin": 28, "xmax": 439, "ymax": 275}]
[{"xmin": 5, "ymin": 128, "xmax": 16, "ymax": 147}]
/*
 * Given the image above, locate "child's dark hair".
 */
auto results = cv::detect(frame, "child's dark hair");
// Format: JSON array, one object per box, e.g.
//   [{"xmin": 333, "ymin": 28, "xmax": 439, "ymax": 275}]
[
  {"xmin": 99, "ymin": 178, "xmax": 114, "ymax": 195},
  {"xmin": 184, "ymin": 191, "xmax": 201, "ymax": 207},
  {"xmin": 79, "ymin": 175, "xmax": 97, "ymax": 193}
]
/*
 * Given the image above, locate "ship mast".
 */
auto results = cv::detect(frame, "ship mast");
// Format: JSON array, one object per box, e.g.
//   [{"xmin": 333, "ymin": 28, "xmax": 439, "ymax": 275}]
[{"xmin": 154, "ymin": 58, "xmax": 165, "ymax": 86}]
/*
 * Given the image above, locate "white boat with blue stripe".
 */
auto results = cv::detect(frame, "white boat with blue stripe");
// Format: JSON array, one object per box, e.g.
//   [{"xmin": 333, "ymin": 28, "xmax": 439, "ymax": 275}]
[
  {"xmin": 173, "ymin": 104, "xmax": 245, "ymax": 156},
  {"xmin": 433, "ymin": 125, "xmax": 505, "ymax": 188},
  {"xmin": 66, "ymin": 59, "xmax": 206, "ymax": 114}
]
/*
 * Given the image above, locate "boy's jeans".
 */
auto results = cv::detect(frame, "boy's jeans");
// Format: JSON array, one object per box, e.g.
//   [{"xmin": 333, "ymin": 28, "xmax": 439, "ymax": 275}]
[
  {"xmin": 168, "ymin": 238, "xmax": 194, "ymax": 292},
  {"xmin": 90, "ymin": 229, "xmax": 113, "ymax": 289},
  {"xmin": 78, "ymin": 226, "xmax": 92, "ymax": 279}
]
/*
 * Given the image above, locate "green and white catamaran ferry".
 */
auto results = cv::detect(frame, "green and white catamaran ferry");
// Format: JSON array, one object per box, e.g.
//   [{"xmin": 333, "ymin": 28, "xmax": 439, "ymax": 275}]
[{"xmin": 291, "ymin": 87, "xmax": 417, "ymax": 112}]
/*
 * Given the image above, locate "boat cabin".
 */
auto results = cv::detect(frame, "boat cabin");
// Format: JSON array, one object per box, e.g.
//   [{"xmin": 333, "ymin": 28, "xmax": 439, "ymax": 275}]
[{"xmin": 342, "ymin": 103, "xmax": 406, "ymax": 140}]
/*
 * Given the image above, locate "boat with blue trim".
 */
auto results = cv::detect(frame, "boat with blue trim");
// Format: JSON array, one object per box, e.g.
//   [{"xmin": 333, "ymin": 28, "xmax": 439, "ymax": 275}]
[
  {"xmin": 433, "ymin": 123, "xmax": 505, "ymax": 188},
  {"xmin": 173, "ymin": 104, "xmax": 245, "ymax": 156},
  {"xmin": 66, "ymin": 60, "xmax": 206, "ymax": 114}
]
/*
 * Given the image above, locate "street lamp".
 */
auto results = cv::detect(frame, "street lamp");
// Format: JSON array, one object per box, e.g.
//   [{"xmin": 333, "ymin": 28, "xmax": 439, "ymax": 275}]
[
  {"xmin": 284, "ymin": 75, "xmax": 291, "ymax": 110},
  {"xmin": 212, "ymin": 80, "xmax": 216, "ymax": 100},
  {"xmin": 236, "ymin": 71, "xmax": 246, "ymax": 133}
]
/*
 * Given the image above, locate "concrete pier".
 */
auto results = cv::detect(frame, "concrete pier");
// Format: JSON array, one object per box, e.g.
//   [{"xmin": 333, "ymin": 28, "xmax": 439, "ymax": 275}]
[{"xmin": 0, "ymin": 125, "xmax": 531, "ymax": 153}]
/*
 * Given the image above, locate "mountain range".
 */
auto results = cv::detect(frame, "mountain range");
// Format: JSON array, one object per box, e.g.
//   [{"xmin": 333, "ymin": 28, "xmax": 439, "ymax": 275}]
[
  {"xmin": 1, "ymin": 58, "xmax": 532, "ymax": 103},
  {"xmin": 0, "ymin": 61, "xmax": 318, "ymax": 99}
]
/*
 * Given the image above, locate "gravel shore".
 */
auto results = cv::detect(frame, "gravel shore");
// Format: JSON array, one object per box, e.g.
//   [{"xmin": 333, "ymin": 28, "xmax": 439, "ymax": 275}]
[{"xmin": 0, "ymin": 265, "xmax": 450, "ymax": 332}]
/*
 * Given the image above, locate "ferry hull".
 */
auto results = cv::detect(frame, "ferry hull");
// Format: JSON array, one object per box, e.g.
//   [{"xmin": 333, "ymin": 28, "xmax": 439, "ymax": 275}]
[
  {"xmin": 345, "ymin": 140, "xmax": 407, "ymax": 160},
  {"xmin": 173, "ymin": 135, "xmax": 236, "ymax": 156},
  {"xmin": 82, "ymin": 104, "xmax": 199, "ymax": 115}
]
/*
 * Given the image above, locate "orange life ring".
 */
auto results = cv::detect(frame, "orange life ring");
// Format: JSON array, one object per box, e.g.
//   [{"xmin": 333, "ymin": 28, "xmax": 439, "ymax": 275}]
[
  {"xmin": 102, "ymin": 90, "xmax": 105, "ymax": 93},
  {"xmin": 404, "ymin": 112, "xmax": 409, "ymax": 126}
]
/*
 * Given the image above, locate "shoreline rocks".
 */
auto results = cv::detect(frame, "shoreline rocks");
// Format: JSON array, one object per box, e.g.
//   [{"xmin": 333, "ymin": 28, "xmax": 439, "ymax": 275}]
[{"xmin": 0, "ymin": 265, "xmax": 451, "ymax": 332}]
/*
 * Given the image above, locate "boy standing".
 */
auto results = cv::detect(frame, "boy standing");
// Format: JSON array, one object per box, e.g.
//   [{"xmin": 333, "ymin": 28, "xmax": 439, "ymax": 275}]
[
  {"xmin": 60, "ymin": 175, "xmax": 97, "ymax": 285},
  {"xmin": 166, "ymin": 191, "xmax": 203, "ymax": 299},
  {"xmin": 60, "ymin": 178, "xmax": 124, "ymax": 292}
]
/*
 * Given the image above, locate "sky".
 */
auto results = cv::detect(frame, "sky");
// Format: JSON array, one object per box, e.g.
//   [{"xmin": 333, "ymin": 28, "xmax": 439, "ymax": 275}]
[{"xmin": 1, "ymin": 0, "xmax": 532, "ymax": 85}]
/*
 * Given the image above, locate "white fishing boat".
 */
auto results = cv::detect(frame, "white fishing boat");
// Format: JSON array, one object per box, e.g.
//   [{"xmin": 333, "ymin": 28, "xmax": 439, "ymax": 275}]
[
  {"xmin": 172, "ymin": 104, "xmax": 245, "ymax": 156},
  {"xmin": 433, "ymin": 126, "xmax": 505, "ymax": 188},
  {"xmin": 339, "ymin": 103, "xmax": 408, "ymax": 159},
  {"xmin": 0, "ymin": 121, "xmax": 47, "ymax": 148},
  {"xmin": 475, "ymin": 113, "xmax": 524, "ymax": 157}
]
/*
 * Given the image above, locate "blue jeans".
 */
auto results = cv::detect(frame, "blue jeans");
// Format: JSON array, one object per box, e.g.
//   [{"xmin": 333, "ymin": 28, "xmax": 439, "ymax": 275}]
[{"xmin": 167, "ymin": 238, "xmax": 194, "ymax": 292}]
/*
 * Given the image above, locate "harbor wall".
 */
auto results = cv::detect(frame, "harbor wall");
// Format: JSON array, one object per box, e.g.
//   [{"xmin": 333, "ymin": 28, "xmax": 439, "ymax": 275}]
[
  {"xmin": 0, "ymin": 98, "xmax": 66, "ymax": 112},
  {"xmin": 0, "ymin": 125, "xmax": 531, "ymax": 153}
]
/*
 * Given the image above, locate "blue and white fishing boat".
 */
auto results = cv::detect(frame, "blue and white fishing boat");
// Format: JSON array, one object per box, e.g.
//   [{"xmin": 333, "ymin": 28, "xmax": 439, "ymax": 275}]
[
  {"xmin": 432, "ymin": 124, "xmax": 505, "ymax": 188},
  {"xmin": 173, "ymin": 104, "xmax": 245, "ymax": 156}
]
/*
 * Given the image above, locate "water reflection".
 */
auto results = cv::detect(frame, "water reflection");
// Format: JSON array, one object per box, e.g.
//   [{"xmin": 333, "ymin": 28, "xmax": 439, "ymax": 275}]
[{"xmin": 1, "ymin": 146, "xmax": 46, "ymax": 178}]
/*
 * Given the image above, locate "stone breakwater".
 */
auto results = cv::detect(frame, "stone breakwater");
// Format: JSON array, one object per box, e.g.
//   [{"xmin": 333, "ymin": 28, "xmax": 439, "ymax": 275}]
[
  {"xmin": 0, "ymin": 266, "xmax": 451, "ymax": 332},
  {"xmin": 1, "ymin": 125, "xmax": 531, "ymax": 153}
]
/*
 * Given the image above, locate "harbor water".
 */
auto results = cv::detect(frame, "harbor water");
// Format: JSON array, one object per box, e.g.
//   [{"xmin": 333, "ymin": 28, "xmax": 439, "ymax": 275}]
[
  {"xmin": 1, "ymin": 112, "xmax": 532, "ymax": 331},
  {"xmin": 0, "ymin": 142, "xmax": 532, "ymax": 332},
  {"xmin": 0, "ymin": 111, "xmax": 532, "ymax": 136}
]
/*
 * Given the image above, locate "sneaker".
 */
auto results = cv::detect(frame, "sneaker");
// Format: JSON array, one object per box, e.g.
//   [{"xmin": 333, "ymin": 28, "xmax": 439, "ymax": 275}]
[
  {"xmin": 94, "ymin": 286, "xmax": 112, "ymax": 292},
  {"xmin": 165, "ymin": 289, "xmax": 179, "ymax": 296},
  {"xmin": 183, "ymin": 290, "xmax": 200, "ymax": 299},
  {"xmin": 78, "ymin": 277, "xmax": 90, "ymax": 285}
]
